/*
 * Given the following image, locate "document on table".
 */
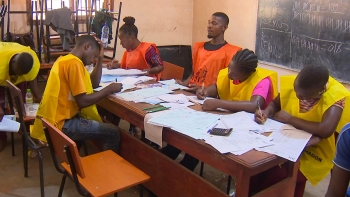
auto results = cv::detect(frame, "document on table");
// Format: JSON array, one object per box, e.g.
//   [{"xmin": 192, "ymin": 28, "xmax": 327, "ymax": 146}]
[
  {"xmin": 144, "ymin": 110, "xmax": 170, "ymax": 147},
  {"xmin": 220, "ymin": 111, "xmax": 295, "ymax": 133},
  {"xmin": 186, "ymin": 96, "xmax": 214, "ymax": 105},
  {"xmin": 256, "ymin": 129, "xmax": 312, "ymax": 162},
  {"xmin": 205, "ymin": 130, "xmax": 274, "ymax": 154},
  {"xmin": 102, "ymin": 68, "xmax": 147, "ymax": 76},
  {"xmin": 159, "ymin": 79, "xmax": 189, "ymax": 90},
  {"xmin": 161, "ymin": 102, "xmax": 194, "ymax": 110},
  {"xmin": 0, "ymin": 115, "xmax": 20, "ymax": 132},
  {"xmin": 94, "ymin": 83, "xmax": 135, "ymax": 93},
  {"xmin": 158, "ymin": 94, "xmax": 188, "ymax": 103},
  {"xmin": 116, "ymin": 87, "xmax": 173, "ymax": 102}
]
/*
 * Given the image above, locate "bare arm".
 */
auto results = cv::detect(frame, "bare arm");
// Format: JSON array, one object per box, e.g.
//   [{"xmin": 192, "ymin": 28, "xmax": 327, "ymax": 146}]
[
  {"xmin": 147, "ymin": 65, "xmax": 164, "ymax": 74},
  {"xmin": 325, "ymin": 165, "xmax": 350, "ymax": 197},
  {"xmin": 177, "ymin": 73, "xmax": 192, "ymax": 87},
  {"xmin": 255, "ymin": 94, "xmax": 281, "ymax": 124},
  {"xmin": 90, "ymin": 39, "xmax": 104, "ymax": 88},
  {"xmin": 74, "ymin": 83, "xmax": 122, "ymax": 109},
  {"xmin": 28, "ymin": 79, "xmax": 42, "ymax": 102},
  {"xmin": 285, "ymin": 106, "xmax": 343, "ymax": 138},
  {"xmin": 0, "ymin": 107, "xmax": 4, "ymax": 121},
  {"xmin": 196, "ymin": 84, "xmax": 218, "ymax": 99}
]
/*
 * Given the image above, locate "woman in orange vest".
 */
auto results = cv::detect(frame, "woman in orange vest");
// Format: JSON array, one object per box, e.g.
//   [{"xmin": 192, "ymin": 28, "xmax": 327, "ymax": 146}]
[
  {"xmin": 106, "ymin": 16, "xmax": 164, "ymax": 80},
  {"xmin": 196, "ymin": 49, "xmax": 278, "ymax": 112},
  {"xmin": 253, "ymin": 64, "xmax": 350, "ymax": 197}
]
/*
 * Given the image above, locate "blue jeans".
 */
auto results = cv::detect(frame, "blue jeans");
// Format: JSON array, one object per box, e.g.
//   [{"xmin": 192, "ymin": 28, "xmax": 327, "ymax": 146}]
[{"xmin": 62, "ymin": 113, "xmax": 120, "ymax": 153}]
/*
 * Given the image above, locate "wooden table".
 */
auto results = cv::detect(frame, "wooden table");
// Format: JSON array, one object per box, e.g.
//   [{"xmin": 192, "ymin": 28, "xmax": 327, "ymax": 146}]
[{"xmin": 97, "ymin": 90, "xmax": 320, "ymax": 197}]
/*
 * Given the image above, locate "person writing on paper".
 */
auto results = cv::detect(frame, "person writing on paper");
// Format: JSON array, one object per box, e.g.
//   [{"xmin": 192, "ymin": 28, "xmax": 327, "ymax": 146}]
[
  {"xmin": 106, "ymin": 16, "xmax": 164, "ymax": 80},
  {"xmin": 326, "ymin": 123, "xmax": 350, "ymax": 197},
  {"xmin": 32, "ymin": 35, "xmax": 123, "ymax": 153},
  {"xmin": 252, "ymin": 65, "xmax": 350, "ymax": 197},
  {"xmin": 0, "ymin": 42, "xmax": 42, "ymax": 152},
  {"xmin": 196, "ymin": 49, "xmax": 278, "ymax": 112},
  {"xmin": 176, "ymin": 12, "xmax": 241, "ymax": 92}
]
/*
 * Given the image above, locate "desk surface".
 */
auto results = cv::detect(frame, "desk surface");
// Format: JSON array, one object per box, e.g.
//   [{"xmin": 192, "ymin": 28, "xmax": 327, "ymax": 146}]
[{"xmin": 97, "ymin": 89, "xmax": 321, "ymax": 197}]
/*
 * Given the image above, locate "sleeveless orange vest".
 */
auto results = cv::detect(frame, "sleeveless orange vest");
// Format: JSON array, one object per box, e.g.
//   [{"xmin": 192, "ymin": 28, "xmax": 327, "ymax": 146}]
[
  {"xmin": 280, "ymin": 76, "xmax": 350, "ymax": 185},
  {"xmin": 189, "ymin": 42, "xmax": 241, "ymax": 87},
  {"xmin": 217, "ymin": 67, "xmax": 278, "ymax": 103},
  {"xmin": 120, "ymin": 42, "xmax": 161, "ymax": 81}
]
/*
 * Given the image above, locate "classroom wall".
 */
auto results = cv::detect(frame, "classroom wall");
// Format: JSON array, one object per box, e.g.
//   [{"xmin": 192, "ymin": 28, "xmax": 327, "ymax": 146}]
[{"xmin": 111, "ymin": 0, "xmax": 193, "ymax": 60}]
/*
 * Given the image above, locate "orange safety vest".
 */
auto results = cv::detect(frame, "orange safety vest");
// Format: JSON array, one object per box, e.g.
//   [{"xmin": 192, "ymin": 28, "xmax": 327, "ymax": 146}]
[
  {"xmin": 217, "ymin": 67, "xmax": 278, "ymax": 103},
  {"xmin": 120, "ymin": 42, "xmax": 162, "ymax": 81},
  {"xmin": 280, "ymin": 76, "xmax": 350, "ymax": 185},
  {"xmin": 189, "ymin": 42, "xmax": 241, "ymax": 87}
]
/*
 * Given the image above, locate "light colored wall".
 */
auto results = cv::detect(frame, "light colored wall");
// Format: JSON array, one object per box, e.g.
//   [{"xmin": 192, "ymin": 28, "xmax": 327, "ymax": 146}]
[
  {"xmin": 192, "ymin": 0, "xmax": 350, "ymax": 89},
  {"xmin": 110, "ymin": 0, "xmax": 193, "ymax": 60}
]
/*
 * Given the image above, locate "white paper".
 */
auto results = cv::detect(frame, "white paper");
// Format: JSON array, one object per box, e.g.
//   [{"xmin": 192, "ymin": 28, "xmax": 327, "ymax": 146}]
[
  {"xmin": 186, "ymin": 96, "xmax": 214, "ymax": 105},
  {"xmin": 116, "ymin": 87, "xmax": 173, "ymax": 102},
  {"xmin": 205, "ymin": 131, "xmax": 274, "ymax": 154},
  {"xmin": 159, "ymin": 79, "xmax": 188, "ymax": 90},
  {"xmin": 120, "ymin": 77, "xmax": 143, "ymax": 85},
  {"xmin": 94, "ymin": 83, "xmax": 135, "ymax": 93},
  {"xmin": 0, "ymin": 117, "xmax": 20, "ymax": 132},
  {"xmin": 161, "ymin": 102, "xmax": 194, "ymax": 110},
  {"xmin": 144, "ymin": 110, "xmax": 170, "ymax": 147},
  {"xmin": 256, "ymin": 129, "xmax": 312, "ymax": 162},
  {"xmin": 102, "ymin": 68, "xmax": 146, "ymax": 76},
  {"xmin": 157, "ymin": 94, "xmax": 188, "ymax": 103}
]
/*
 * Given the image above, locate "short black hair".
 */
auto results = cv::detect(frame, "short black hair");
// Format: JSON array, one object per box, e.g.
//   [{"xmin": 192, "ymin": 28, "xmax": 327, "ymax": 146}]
[
  {"xmin": 231, "ymin": 49, "xmax": 258, "ymax": 74},
  {"xmin": 75, "ymin": 35, "xmax": 100, "ymax": 50},
  {"xmin": 17, "ymin": 52, "xmax": 33, "ymax": 74},
  {"xmin": 119, "ymin": 16, "xmax": 138, "ymax": 37},
  {"xmin": 213, "ymin": 12, "xmax": 229, "ymax": 25},
  {"xmin": 297, "ymin": 64, "xmax": 329, "ymax": 90}
]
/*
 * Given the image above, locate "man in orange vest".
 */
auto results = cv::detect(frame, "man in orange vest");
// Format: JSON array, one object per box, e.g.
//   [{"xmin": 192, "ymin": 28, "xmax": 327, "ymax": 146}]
[
  {"xmin": 254, "ymin": 64, "xmax": 350, "ymax": 197},
  {"xmin": 177, "ymin": 12, "xmax": 242, "ymax": 92}
]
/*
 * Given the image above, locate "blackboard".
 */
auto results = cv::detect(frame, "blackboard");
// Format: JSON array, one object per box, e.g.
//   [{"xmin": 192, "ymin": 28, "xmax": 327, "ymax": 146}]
[{"xmin": 256, "ymin": 0, "xmax": 350, "ymax": 82}]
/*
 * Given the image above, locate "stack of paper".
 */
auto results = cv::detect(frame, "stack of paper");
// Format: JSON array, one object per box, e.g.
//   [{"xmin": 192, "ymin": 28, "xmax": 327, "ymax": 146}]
[
  {"xmin": 94, "ymin": 83, "xmax": 135, "ymax": 93},
  {"xmin": 157, "ymin": 94, "xmax": 188, "ymax": 103},
  {"xmin": 0, "ymin": 115, "xmax": 20, "ymax": 132},
  {"xmin": 116, "ymin": 87, "xmax": 173, "ymax": 102},
  {"xmin": 256, "ymin": 129, "xmax": 312, "ymax": 162},
  {"xmin": 159, "ymin": 79, "xmax": 189, "ymax": 90},
  {"xmin": 205, "ymin": 130, "xmax": 274, "ymax": 154},
  {"xmin": 186, "ymin": 96, "xmax": 214, "ymax": 105},
  {"xmin": 102, "ymin": 68, "xmax": 147, "ymax": 76},
  {"xmin": 147, "ymin": 108, "xmax": 220, "ymax": 139},
  {"xmin": 120, "ymin": 76, "xmax": 155, "ymax": 85}
]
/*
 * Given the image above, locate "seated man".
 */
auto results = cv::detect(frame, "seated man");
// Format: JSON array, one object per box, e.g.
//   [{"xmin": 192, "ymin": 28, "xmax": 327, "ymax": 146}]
[
  {"xmin": 177, "ymin": 12, "xmax": 241, "ymax": 92},
  {"xmin": 197, "ymin": 49, "xmax": 278, "ymax": 112},
  {"xmin": 106, "ymin": 16, "xmax": 164, "ymax": 81},
  {"xmin": 254, "ymin": 64, "xmax": 350, "ymax": 197},
  {"xmin": 326, "ymin": 123, "xmax": 350, "ymax": 197},
  {"xmin": 161, "ymin": 49, "xmax": 278, "ymax": 172},
  {"xmin": 32, "ymin": 35, "xmax": 123, "ymax": 153},
  {"xmin": 0, "ymin": 42, "xmax": 41, "ymax": 152}
]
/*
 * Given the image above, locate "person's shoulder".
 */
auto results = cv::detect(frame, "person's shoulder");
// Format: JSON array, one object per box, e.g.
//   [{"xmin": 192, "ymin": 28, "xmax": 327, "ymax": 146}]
[
  {"xmin": 194, "ymin": 42, "xmax": 206, "ymax": 48},
  {"xmin": 225, "ymin": 43, "xmax": 242, "ymax": 51}
]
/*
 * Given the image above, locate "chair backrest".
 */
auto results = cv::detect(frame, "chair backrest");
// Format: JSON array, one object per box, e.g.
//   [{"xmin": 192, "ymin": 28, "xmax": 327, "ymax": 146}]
[
  {"xmin": 41, "ymin": 118, "xmax": 86, "ymax": 178},
  {"xmin": 6, "ymin": 80, "xmax": 27, "ymax": 118},
  {"xmin": 161, "ymin": 61, "xmax": 185, "ymax": 80}
]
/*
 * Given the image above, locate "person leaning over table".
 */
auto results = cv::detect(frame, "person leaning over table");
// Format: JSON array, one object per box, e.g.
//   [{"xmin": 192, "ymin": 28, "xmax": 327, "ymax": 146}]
[{"xmin": 253, "ymin": 64, "xmax": 350, "ymax": 197}]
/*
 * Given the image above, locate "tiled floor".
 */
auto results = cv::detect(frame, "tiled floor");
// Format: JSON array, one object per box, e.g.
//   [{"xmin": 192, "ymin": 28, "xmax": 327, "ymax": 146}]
[{"xmin": 0, "ymin": 120, "xmax": 331, "ymax": 197}]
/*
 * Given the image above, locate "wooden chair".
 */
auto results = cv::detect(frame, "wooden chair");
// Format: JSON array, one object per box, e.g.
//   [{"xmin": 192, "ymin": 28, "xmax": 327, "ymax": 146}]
[
  {"xmin": 161, "ymin": 61, "xmax": 185, "ymax": 81},
  {"xmin": 6, "ymin": 80, "xmax": 47, "ymax": 197},
  {"xmin": 41, "ymin": 118, "xmax": 150, "ymax": 197}
]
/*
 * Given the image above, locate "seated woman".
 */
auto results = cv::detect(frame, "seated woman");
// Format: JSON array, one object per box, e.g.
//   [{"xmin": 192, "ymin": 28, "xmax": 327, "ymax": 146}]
[
  {"xmin": 254, "ymin": 64, "xmax": 350, "ymax": 197},
  {"xmin": 196, "ymin": 48, "xmax": 278, "ymax": 112},
  {"xmin": 161, "ymin": 49, "xmax": 278, "ymax": 172},
  {"xmin": 106, "ymin": 16, "xmax": 164, "ymax": 80}
]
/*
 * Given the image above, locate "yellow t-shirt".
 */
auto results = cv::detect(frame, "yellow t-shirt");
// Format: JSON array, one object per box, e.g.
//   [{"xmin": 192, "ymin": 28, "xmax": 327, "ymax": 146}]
[{"xmin": 0, "ymin": 42, "xmax": 40, "ymax": 86}]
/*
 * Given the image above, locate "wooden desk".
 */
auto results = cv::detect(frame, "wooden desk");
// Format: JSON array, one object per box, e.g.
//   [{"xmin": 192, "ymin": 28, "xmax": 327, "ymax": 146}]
[{"xmin": 97, "ymin": 91, "xmax": 320, "ymax": 197}]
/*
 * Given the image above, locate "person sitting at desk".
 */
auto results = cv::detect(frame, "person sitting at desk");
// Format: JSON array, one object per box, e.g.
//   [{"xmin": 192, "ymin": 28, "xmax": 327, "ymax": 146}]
[
  {"xmin": 196, "ymin": 48, "xmax": 278, "ymax": 112},
  {"xmin": 326, "ymin": 123, "xmax": 350, "ymax": 197},
  {"xmin": 106, "ymin": 16, "xmax": 164, "ymax": 81},
  {"xmin": 160, "ymin": 49, "xmax": 278, "ymax": 173},
  {"xmin": 31, "ymin": 35, "xmax": 122, "ymax": 153},
  {"xmin": 0, "ymin": 42, "xmax": 42, "ymax": 152},
  {"xmin": 176, "ymin": 12, "xmax": 241, "ymax": 92},
  {"xmin": 253, "ymin": 64, "xmax": 350, "ymax": 197}
]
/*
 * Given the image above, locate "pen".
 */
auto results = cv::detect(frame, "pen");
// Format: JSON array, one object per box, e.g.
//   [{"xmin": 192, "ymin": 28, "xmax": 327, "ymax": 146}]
[
  {"xmin": 147, "ymin": 107, "xmax": 170, "ymax": 113},
  {"xmin": 257, "ymin": 100, "xmax": 263, "ymax": 117},
  {"xmin": 207, "ymin": 123, "xmax": 218, "ymax": 133}
]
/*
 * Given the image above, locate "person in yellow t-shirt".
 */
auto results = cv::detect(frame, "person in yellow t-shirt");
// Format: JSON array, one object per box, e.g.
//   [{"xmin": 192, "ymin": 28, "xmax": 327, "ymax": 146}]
[
  {"xmin": 196, "ymin": 49, "xmax": 278, "ymax": 112},
  {"xmin": 253, "ymin": 64, "xmax": 350, "ymax": 197},
  {"xmin": 0, "ymin": 42, "xmax": 41, "ymax": 152},
  {"xmin": 32, "ymin": 35, "xmax": 123, "ymax": 153}
]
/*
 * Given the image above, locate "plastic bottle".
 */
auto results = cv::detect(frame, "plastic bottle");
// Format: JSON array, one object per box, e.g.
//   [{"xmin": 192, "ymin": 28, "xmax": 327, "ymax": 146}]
[
  {"xmin": 25, "ymin": 89, "xmax": 34, "ymax": 114},
  {"xmin": 101, "ymin": 22, "xmax": 109, "ymax": 48}
]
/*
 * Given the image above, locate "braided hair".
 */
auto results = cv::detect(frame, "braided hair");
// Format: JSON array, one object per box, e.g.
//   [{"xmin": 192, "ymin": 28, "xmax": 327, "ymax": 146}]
[
  {"xmin": 231, "ymin": 49, "xmax": 258, "ymax": 74},
  {"xmin": 119, "ymin": 16, "xmax": 138, "ymax": 37}
]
